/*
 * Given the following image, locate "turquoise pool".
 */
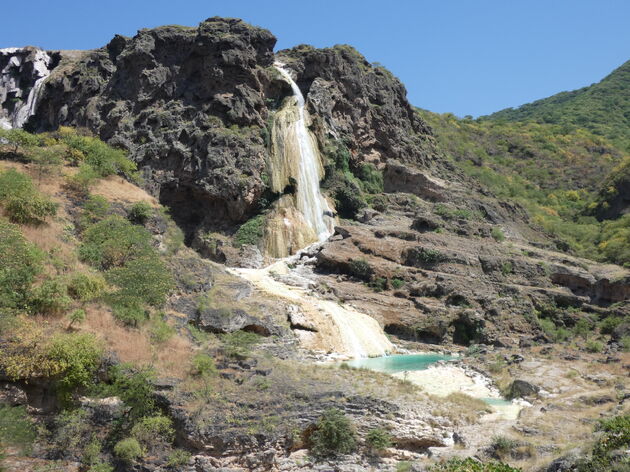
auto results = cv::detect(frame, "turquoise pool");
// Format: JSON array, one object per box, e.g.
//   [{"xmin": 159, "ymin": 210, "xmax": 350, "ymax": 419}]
[{"xmin": 344, "ymin": 353, "xmax": 455, "ymax": 373}]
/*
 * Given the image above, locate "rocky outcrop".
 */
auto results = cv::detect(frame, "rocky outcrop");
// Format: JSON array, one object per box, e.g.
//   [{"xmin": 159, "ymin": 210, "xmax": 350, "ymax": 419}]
[{"xmin": 278, "ymin": 44, "xmax": 439, "ymax": 171}]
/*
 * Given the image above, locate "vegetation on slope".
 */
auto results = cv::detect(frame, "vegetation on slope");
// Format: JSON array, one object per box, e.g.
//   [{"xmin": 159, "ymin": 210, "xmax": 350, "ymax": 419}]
[
  {"xmin": 419, "ymin": 110, "xmax": 630, "ymax": 266},
  {"xmin": 483, "ymin": 60, "xmax": 630, "ymax": 153}
]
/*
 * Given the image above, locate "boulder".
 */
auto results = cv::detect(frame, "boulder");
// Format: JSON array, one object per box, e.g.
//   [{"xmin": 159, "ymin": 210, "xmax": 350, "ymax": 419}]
[{"xmin": 507, "ymin": 379, "xmax": 540, "ymax": 399}]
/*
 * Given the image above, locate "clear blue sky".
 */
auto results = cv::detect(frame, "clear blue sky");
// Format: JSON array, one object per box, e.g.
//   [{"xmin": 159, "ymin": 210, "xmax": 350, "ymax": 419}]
[{"xmin": 3, "ymin": 0, "xmax": 629, "ymax": 117}]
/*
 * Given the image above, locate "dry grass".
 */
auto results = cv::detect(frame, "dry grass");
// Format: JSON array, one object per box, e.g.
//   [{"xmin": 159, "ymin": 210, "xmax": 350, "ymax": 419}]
[
  {"xmin": 91, "ymin": 175, "xmax": 158, "ymax": 206},
  {"xmin": 430, "ymin": 392, "xmax": 492, "ymax": 424}
]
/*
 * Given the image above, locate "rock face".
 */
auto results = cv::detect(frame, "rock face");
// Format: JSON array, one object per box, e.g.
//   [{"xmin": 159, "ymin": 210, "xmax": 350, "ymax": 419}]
[
  {"xmin": 0, "ymin": 47, "xmax": 59, "ymax": 129},
  {"xmin": 0, "ymin": 18, "xmax": 440, "ymax": 251}
]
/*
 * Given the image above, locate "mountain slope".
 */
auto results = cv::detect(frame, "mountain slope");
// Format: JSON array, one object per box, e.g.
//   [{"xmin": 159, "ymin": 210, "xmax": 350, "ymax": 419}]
[{"xmin": 483, "ymin": 59, "xmax": 630, "ymax": 153}]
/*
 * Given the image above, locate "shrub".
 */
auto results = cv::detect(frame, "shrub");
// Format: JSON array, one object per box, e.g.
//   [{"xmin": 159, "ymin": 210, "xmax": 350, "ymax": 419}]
[
  {"xmin": 67, "ymin": 309, "xmax": 86, "ymax": 328},
  {"xmin": 621, "ymin": 335, "xmax": 630, "ymax": 352},
  {"xmin": 348, "ymin": 258, "xmax": 373, "ymax": 280},
  {"xmin": 356, "ymin": 163, "xmax": 384, "ymax": 194},
  {"xmin": 167, "ymin": 449, "xmax": 192, "ymax": 467},
  {"xmin": 577, "ymin": 415, "xmax": 630, "ymax": 472},
  {"xmin": 406, "ymin": 247, "xmax": 447, "ymax": 266},
  {"xmin": 0, "ymin": 169, "xmax": 57, "ymax": 224},
  {"xmin": 491, "ymin": 227, "xmax": 505, "ymax": 242},
  {"xmin": 0, "ymin": 219, "xmax": 43, "ymax": 310},
  {"xmin": 365, "ymin": 427, "xmax": 392, "ymax": 453},
  {"xmin": 87, "ymin": 462, "xmax": 113, "ymax": 472},
  {"xmin": 53, "ymin": 408, "xmax": 90, "ymax": 451},
  {"xmin": 29, "ymin": 278, "xmax": 72, "ymax": 315},
  {"xmin": 585, "ymin": 339, "xmax": 603, "ymax": 353},
  {"xmin": 131, "ymin": 415, "xmax": 174, "ymax": 446},
  {"xmin": 47, "ymin": 332, "xmax": 103, "ymax": 396},
  {"xmin": 598, "ymin": 316, "xmax": 622, "ymax": 335},
  {"xmin": 78, "ymin": 195, "xmax": 111, "ymax": 230},
  {"xmin": 67, "ymin": 272, "xmax": 107, "ymax": 302},
  {"xmin": 573, "ymin": 318, "xmax": 592, "ymax": 340},
  {"xmin": 501, "ymin": 262, "xmax": 513, "ymax": 276},
  {"xmin": 65, "ymin": 164, "xmax": 100, "ymax": 195},
  {"xmin": 429, "ymin": 457, "xmax": 521, "ymax": 471},
  {"xmin": 106, "ymin": 365, "xmax": 157, "ymax": 420},
  {"xmin": 192, "ymin": 353, "xmax": 217, "ymax": 377},
  {"xmin": 0, "ymin": 128, "xmax": 40, "ymax": 152},
  {"xmin": 310, "ymin": 408, "xmax": 357, "ymax": 457},
  {"xmin": 128, "ymin": 201, "xmax": 153, "ymax": 225},
  {"xmin": 60, "ymin": 131, "xmax": 137, "ymax": 178},
  {"xmin": 113, "ymin": 438, "xmax": 143, "ymax": 463},
  {"xmin": 149, "ymin": 317, "xmax": 175, "ymax": 343},
  {"xmin": 221, "ymin": 331, "xmax": 262, "ymax": 358},
  {"xmin": 108, "ymin": 297, "xmax": 147, "ymax": 326},
  {"xmin": 333, "ymin": 183, "xmax": 367, "ymax": 219},
  {"xmin": 233, "ymin": 214, "xmax": 266, "ymax": 247},
  {"xmin": 106, "ymin": 256, "xmax": 173, "ymax": 307},
  {"xmin": 369, "ymin": 277, "xmax": 388, "ymax": 292},
  {"xmin": 0, "ymin": 405, "xmax": 37, "ymax": 454},
  {"xmin": 490, "ymin": 435, "xmax": 518, "ymax": 459},
  {"xmin": 79, "ymin": 215, "xmax": 153, "ymax": 269},
  {"xmin": 539, "ymin": 318, "xmax": 570, "ymax": 342},
  {"xmin": 391, "ymin": 278, "xmax": 405, "ymax": 289}
]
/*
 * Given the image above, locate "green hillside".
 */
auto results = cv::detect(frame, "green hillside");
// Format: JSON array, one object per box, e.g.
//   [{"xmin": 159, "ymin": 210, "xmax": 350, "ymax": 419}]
[
  {"xmin": 483, "ymin": 60, "xmax": 630, "ymax": 153},
  {"xmin": 419, "ymin": 110, "xmax": 630, "ymax": 266}
]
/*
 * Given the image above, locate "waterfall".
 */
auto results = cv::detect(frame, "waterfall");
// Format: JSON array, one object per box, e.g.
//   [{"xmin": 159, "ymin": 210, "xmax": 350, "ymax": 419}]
[
  {"xmin": 0, "ymin": 48, "xmax": 52, "ymax": 129},
  {"xmin": 269, "ymin": 63, "xmax": 335, "ymax": 248}
]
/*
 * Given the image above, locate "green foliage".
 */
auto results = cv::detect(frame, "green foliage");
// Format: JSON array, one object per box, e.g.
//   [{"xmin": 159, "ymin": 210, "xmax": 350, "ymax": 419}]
[
  {"xmin": 0, "ymin": 168, "xmax": 57, "ymax": 224},
  {"xmin": 29, "ymin": 278, "xmax": 72, "ymax": 315},
  {"xmin": 105, "ymin": 365, "xmax": 157, "ymax": 420},
  {"xmin": 491, "ymin": 227, "xmax": 505, "ymax": 242},
  {"xmin": 0, "ymin": 128, "xmax": 41, "ymax": 152},
  {"xmin": 573, "ymin": 318, "xmax": 592, "ymax": 340},
  {"xmin": 67, "ymin": 309, "xmax": 87, "ymax": 328},
  {"xmin": 620, "ymin": 335, "xmax": 630, "ymax": 352},
  {"xmin": 348, "ymin": 258, "xmax": 373, "ymax": 281},
  {"xmin": 60, "ymin": 129, "xmax": 137, "ymax": 178},
  {"xmin": 54, "ymin": 408, "xmax": 91, "ymax": 451},
  {"xmin": 78, "ymin": 195, "xmax": 111, "ymax": 230},
  {"xmin": 0, "ymin": 218, "xmax": 43, "ymax": 310},
  {"xmin": 434, "ymin": 204, "xmax": 475, "ymax": 220},
  {"xmin": 0, "ymin": 405, "xmax": 37, "ymax": 454},
  {"xmin": 585, "ymin": 340, "xmax": 604, "ymax": 353},
  {"xmin": 599, "ymin": 316, "xmax": 623, "ymax": 335},
  {"xmin": 391, "ymin": 278, "xmax": 405, "ymax": 289},
  {"xmin": 221, "ymin": 331, "xmax": 262, "ymax": 358},
  {"xmin": 65, "ymin": 164, "xmax": 100, "ymax": 195},
  {"xmin": 128, "ymin": 201, "xmax": 153, "ymax": 224},
  {"xmin": 368, "ymin": 277, "xmax": 388, "ymax": 292},
  {"xmin": 355, "ymin": 163, "xmax": 384, "ymax": 194},
  {"xmin": 500, "ymin": 262, "xmax": 513, "ymax": 276},
  {"xmin": 233, "ymin": 214, "xmax": 266, "ymax": 247},
  {"xmin": 67, "ymin": 272, "xmax": 107, "ymax": 302},
  {"xmin": 131, "ymin": 415, "xmax": 174, "ymax": 446},
  {"xmin": 310, "ymin": 408, "xmax": 357, "ymax": 457},
  {"xmin": 429, "ymin": 457, "xmax": 522, "ymax": 472},
  {"xmin": 491, "ymin": 436, "xmax": 518, "ymax": 457},
  {"xmin": 106, "ymin": 256, "xmax": 173, "ymax": 307},
  {"xmin": 538, "ymin": 318, "xmax": 570, "ymax": 342},
  {"xmin": 149, "ymin": 317, "xmax": 175, "ymax": 343},
  {"xmin": 365, "ymin": 427, "xmax": 392, "ymax": 452},
  {"xmin": 47, "ymin": 332, "xmax": 103, "ymax": 396},
  {"xmin": 577, "ymin": 415, "xmax": 630, "ymax": 472},
  {"xmin": 113, "ymin": 438, "xmax": 143, "ymax": 463},
  {"xmin": 108, "ymin": 297, "xmax": 147, "ymax": 326},
  {"xmin": 484, "ymin": 60, "xmax": 630, "ymax": 153},
  {"xmin": 167, "ymin": 449, "xmax": 192, "ymax": 467},
  {"xmin": 86, "ymin": 462, "xmax": 113, "ymax": 472},
  {"xmin": 192, "ymin": 353, "xmax": 217, "ymax": 376},
  {"xmin": 411, "ymin": 247, "xmax": 447, "ymax": 266},
  {"xmin": 79, "ymin": 215, "xmax": 153, "ymax": 270}
]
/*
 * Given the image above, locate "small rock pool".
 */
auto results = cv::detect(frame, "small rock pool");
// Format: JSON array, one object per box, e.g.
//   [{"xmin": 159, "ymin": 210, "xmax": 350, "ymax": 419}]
[{"xmin": 344, "ymin": 353, "xmax": 456, "ymax": 373}]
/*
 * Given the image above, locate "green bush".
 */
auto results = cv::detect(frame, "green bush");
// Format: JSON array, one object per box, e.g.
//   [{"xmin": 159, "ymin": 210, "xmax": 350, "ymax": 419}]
[
  {"xmin": 365, "ymin": 427, "xmax": 392, "ymax": 452},
  {"xmin": 78, "ymin": 195, "xmax": 111, "ymax": 230},
  {"xmin": 113, "ymin": 438, "xmax": 143, "ymax": 463},
  {"xmin": 0, "ymin": 128, "xmax": 41, "ymax": 152},
  {"xmin": 333, "ymin": 183, "xmax": 367, "ymax": 219},
  {"xmin": 348, "ymin": 258, "xmax": 373, "ymax": 280},
  {"xmin": 501, "ymin": 262, "xmax": 513, "ymax": 276},
  {"xmin": 149, "ymin": 317, "xmax": 175, "ymax": 343},
  {"xmin": 79, "ymin": 215, "xmax": 153, "ymax": 269},
  {"xmin": 29, "ymin": 278, "xmax": 72, "ymax": 315},
  {"xmin": 0, "ymin": 169, "xmax": 57, "ymax": 224},
  {"xmin": 47, "ymin": 332, "xmax": 103, "ymax": 397},
  {"xmin": 391, "ymin": 278, "xmax": 405, "ymax": 289},
  {"xmin": 192, "ymin": 353, "xmax": 217, "ymax": 376},
  {"xmin": 573, "ymin": 318, "xmax": 592, "ymax": 340},
  {"xmin": 539, "ymin": 318, "xmax": 570, "ymax": 342},
  {"xmin": 67, "ymin": 309, "xmax": 87, "ymax": 328},
  {"xmin": 491, "ymin": 227, "xmax": 505, "ymax": 242},
  {"xmin": 131, "ymin": 415, "xmax": 174, "ymax": 446},
  {"xmin": 65, "ymin": 164, "xmax": 100, "ymax": 195},
  {"xmin": 310, "ymin": 408, "xmax": 357, "ymax": 457},
  {"xmin": 67, "ymin": 272, "xmax": 107, "ymax": 302},
  {"xmin": 128, "ymin": 201, "xmax": 153, "ymax": 224},
  {"xmin": 234, "ymin": 214, "xmax": 266, "ymax": 247},
  {"xmin": 356, "ymin": 163, "xmax": 384, "ymax": 194},
  {"xmin": 60, "ymin": 131, "xmax": 137, "ymax": 178},
  {"xmin": 167, "ymin": 449, "xmax": 192, "ymax": 467},
  {"xmin": 429, "ymin": 457, "xmax": 522, "ymax": 472},
  {"xmin": 86, "ymin": 462, "xmax": 113, "ymax": 472},
  {"xmin": 105, "ymin": 365, "xmax": 157, "ymax": 420},
  {"xmin": 599, "ymin": 316, "xmax": 623, "ymax": 335},
  {"xmin": 585, "ymin": 340, "xmax": 604, "ymax": 353},
  {"xmin": 221, "ymin": 331, "xmax": 262, "ymax": 358},
  {"xmin": 368, "ymin": 277, "xmax": 388, "ymax": 292},
  {"xmin": 106, "ymin": 256, "xmax": 173, "ymax": 307},
  {"xmin": 577, "ymin": 415, "xmax": 630, "ymax": 472},
  {"xmin": 0, "ymin": 218, "xmax": 43, "ymax": 310},
  {"xmin": 108, "ymin": 297, "xmax": 147, "ymax": 326},
  {"xmin": 0, "ymin": 405, "xmax": 37, "ymax": 454}
]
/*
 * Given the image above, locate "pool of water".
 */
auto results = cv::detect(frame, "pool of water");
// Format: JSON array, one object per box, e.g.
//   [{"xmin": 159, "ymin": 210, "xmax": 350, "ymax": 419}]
[
  {"xmin": 482, "ymin": 397, "xmax": 513, "ymax": 406},
  {"xmin": 344, "ymin": 353, "xmax": 455, "ymax": 373}
]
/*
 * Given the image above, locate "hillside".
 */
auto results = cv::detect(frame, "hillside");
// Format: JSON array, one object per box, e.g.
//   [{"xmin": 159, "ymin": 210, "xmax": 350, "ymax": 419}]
[{"xmin": 483, "ymin": 59, "xmax": 630, "ymax": 153}]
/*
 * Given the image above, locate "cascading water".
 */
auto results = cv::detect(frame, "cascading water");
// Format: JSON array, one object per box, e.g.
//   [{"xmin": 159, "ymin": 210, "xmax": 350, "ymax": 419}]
[
  {"xmin": 265, "ymin": 63, "xmax": 335, "ymax": 257},
  {"xmin": 0, "ymin": 48, "xmax": 52, "ymax": 129}
]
